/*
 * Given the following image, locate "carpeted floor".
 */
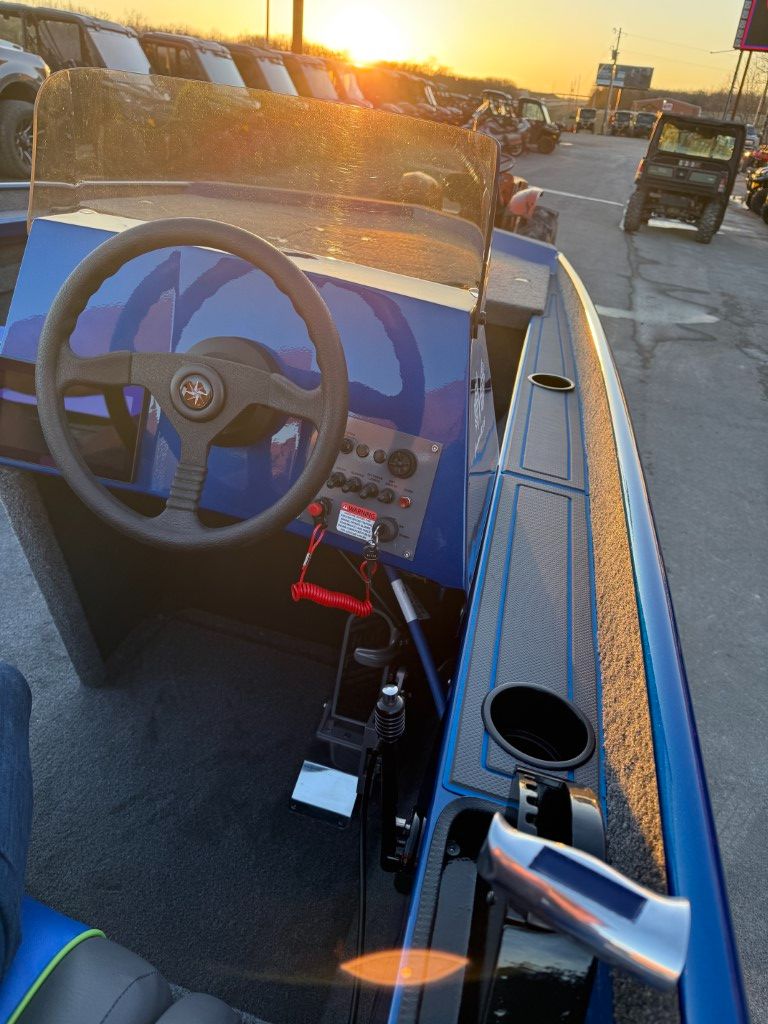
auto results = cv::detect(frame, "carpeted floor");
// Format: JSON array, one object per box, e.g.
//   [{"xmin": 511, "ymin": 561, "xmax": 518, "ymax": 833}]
[{"xmin": 21, "ymin": 611, "xmax": 386, "ymax": 1024}]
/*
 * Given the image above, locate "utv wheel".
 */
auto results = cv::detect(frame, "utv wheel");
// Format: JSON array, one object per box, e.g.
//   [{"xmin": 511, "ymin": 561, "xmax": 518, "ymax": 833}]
[
  {"xmin": 538, "ymin": 135, "xmax": 556, "ymax": 154},
  {"xmin": 0, "ymin": 100, "xmax": 34, "ymax": 179},
  {"xmin": 519, "ymin": 206, "xmax": 559, "ymax": 245},
  {"xmin": 748, "ymin": 186, "xmax": 767, "ymax": 213},
  {"xmin": 695, "ymin": 201, "xmax": 723, "ymax": 244},
  {"xmin": 623, "ymin": 189, "xmax": 645, "ymax": 232}
]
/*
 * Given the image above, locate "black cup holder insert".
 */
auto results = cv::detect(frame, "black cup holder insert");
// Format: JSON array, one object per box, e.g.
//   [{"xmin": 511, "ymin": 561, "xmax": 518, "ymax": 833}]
[
  {"xmin": 528, "ymin": 372, "xmax": 575, "ymax": 392},
  {"xmin": 482, "ymin": 683, "xmax": 595, "ymax": 770}
]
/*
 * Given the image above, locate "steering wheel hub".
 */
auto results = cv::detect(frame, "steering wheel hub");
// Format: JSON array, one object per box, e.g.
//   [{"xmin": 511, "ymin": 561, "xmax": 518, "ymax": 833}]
[{"xmin": 170, "ymin": 363, "xmax": 224, "ymax": 421}]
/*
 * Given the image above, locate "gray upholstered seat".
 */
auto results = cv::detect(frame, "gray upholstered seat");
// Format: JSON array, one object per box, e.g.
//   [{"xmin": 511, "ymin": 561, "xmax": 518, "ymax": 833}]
[{"xmin": 18, "ymin": 935, "xmax": 237, "ymax": 1024}]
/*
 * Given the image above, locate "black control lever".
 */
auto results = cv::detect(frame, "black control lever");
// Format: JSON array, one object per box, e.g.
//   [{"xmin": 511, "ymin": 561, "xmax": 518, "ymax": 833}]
[{"xmin": 354, "ymin": 629, "xmax": 403, "ymax": 668}]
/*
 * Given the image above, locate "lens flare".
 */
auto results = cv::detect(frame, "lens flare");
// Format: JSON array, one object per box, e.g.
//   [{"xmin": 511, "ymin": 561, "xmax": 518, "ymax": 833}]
[{"xmin": 340, "ymin": 948, "xmax": 468, "ymax": 987}]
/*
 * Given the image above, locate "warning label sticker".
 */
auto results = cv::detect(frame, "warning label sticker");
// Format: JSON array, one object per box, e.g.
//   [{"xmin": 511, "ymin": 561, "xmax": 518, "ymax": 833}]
[{"xmin": 337, "ymin": 502, "xmax": 377, "ymax": 542}]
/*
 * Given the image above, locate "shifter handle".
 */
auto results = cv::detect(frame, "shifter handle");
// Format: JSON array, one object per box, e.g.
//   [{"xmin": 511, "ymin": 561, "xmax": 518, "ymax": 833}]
[{"xmin": 478, "ymin": 813, "xmax": 690, "ymax": 991}]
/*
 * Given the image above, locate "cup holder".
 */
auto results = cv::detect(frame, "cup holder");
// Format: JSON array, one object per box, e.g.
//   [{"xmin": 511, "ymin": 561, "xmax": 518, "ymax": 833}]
[
  {"xmin": 482, "ymin": 683, "xmax": 595, "ymax": 770},
  {"xmin": 528, "ymin": 372, "xmax": 575, "ymax": 392}
]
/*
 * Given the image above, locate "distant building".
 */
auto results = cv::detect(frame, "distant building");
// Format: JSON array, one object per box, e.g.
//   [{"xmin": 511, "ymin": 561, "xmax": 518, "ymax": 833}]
[{"xmin": 632, "ymin": 97, "xmax": 702, "ymax": 117}]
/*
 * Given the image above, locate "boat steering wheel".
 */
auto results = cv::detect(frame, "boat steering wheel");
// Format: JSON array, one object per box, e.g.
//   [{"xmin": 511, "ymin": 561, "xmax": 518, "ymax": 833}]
[{"xmin": 35, "ymin": 218, "xmax": 349, "ymax": 550}]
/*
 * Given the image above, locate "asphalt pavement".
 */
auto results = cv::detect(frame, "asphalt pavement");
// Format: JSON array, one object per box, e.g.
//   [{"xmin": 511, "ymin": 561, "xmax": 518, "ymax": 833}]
[{"xmin": 520, "ymin": 131, "xmax": 767, "ymax": 1022}]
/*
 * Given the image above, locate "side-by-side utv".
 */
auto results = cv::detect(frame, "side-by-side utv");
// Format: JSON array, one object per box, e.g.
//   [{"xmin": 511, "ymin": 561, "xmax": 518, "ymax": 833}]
[
  {"xmin": 0, "ymin": 69, "xmax": 749, "ymax": 1024},
  {"xmin": 623, "ymin": 114, "xmax": 745, "ymax": 243}
]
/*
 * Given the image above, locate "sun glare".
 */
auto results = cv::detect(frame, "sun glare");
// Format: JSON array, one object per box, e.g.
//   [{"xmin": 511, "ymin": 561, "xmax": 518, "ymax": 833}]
[{"xmin": 323, "ymin": 5, "xmax": 411, "ymax": 65}]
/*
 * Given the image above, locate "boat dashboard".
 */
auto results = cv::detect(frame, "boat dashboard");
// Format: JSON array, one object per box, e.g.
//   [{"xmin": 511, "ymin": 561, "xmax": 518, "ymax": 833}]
[{"xmin": 0, "ymin": 210, "xmax": 498, "ymax": 590}]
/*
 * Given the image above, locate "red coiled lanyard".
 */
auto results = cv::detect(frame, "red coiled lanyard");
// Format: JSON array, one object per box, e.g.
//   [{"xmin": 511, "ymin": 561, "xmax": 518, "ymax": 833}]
[{"xmin": 291, "ymin": 523, "xmax": 377, "ymax": 617}]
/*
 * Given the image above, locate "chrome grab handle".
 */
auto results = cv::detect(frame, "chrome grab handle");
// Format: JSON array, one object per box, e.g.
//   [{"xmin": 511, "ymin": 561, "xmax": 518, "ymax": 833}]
[{"xmin": 477, "ymin": 813, "xmax": 690, "ymax": 991}]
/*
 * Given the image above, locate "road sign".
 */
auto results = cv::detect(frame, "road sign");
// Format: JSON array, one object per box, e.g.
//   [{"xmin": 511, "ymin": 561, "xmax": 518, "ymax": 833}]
[
  {"xmin": 596, "ymin": 64, "xmax": 654, "ymax": 89},
  {"xmin": 734, "ymin": 0, "xmax": 768, "ymax": 50}
]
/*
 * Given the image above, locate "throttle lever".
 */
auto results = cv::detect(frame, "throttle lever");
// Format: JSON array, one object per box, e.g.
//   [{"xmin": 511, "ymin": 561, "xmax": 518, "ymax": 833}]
[{"xmin": 478, "ymin": 813, "xmax": 690, "ymax": 991}]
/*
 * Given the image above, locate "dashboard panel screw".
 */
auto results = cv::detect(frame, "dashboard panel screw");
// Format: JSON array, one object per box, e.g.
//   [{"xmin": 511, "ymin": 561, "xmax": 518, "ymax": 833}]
[{"xmin": 431, "ymin": 444, "xmax": 439, "ymax": 453}]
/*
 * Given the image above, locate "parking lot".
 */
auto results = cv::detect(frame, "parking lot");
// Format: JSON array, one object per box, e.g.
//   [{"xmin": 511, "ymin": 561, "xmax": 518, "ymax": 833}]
[{"xmin": 520, "ymin": 131, "xmax": 767, "ymax": 1021}]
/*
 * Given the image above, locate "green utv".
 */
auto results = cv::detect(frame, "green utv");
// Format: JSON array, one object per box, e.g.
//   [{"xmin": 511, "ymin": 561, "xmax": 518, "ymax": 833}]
[{"xmin": 623, "ymin": 114, "xmax": 745, "ymax": 244}]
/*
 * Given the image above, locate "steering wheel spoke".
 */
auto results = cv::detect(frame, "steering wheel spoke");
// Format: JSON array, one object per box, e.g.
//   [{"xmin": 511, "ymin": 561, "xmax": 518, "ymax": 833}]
[
  {"xmin": 160, "ymin": 438, "xmax": 210, "ymax": 525},
  {"xmin": 56, "ymin": 348, "xmax": 133, "ymax": 391},
  {"xmin": 265, "ymin": 373, "xmax": 323, "ymax": 425}
]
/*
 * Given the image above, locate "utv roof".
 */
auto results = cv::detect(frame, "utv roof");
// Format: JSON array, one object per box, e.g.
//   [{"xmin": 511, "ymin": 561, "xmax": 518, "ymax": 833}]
[
  {"xmin": 140, "ymin": 31, "xmax": 230, "ymax": 55},
  {"xmin": 657, "ymin": 112, "xmax": 746, "ymax": 133},
  {"xmin": 0, "ymin": 3, "xmax": 137, "ymax": 33}
]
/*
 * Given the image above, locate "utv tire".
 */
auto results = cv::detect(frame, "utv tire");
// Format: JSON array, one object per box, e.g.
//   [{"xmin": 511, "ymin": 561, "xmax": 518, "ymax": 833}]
[
  {"xmin": 695, "ymin": 201, "xmax": 723, "ymax": 244},
  {"xmin": 623, "ymin": 189, "xmax": 645, "ymax": 232},
  {"xmin": 538, "ymin": 135, "xmax": 556, "ymax": 154},
  {"xmin": 0, "ymin": 100, "xmax": 34, "ymax": 179},
  {"xmin": 748, "ymin": 186, "xmax": 767, "ymax": 213},
  {"xmin": 518, "ymin": 205, "xmax": 559, "ymax": 245}
]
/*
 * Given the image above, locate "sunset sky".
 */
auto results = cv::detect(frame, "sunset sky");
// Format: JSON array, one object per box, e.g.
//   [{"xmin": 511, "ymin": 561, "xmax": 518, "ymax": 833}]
[{"xmin": 82, "ymin": 0, "xmax": 752, "ymax": 94}]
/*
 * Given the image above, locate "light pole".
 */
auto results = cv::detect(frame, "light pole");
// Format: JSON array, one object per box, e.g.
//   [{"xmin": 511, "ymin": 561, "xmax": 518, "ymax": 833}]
[
  {"xmin": 265, "ymin": 0, "xmax": 270, "ymax": 44},
  {"xmin": 723, "ymin": 50, "xmax": 744, "ymax": 118},
  {"xmin": 292, "ymin": 0, "xmax": 304, "ymax": 53},
  {"xmin": 602, "ymin": 27, "xmax": 622, "ymax": 134}
]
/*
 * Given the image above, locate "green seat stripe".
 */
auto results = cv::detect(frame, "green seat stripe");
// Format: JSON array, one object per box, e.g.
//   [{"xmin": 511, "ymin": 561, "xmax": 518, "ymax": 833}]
[{"xmin": 9, "ymin": 930, "xmax": 105, "ymax": 1024}]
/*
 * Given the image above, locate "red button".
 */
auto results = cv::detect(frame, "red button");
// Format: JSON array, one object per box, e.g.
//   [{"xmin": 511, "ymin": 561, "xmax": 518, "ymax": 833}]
[
  {"xmin": 307, "ymin": 501, "xmax": 324, "ymax": 518},
  {"xmin": 398, "ymin": 496, "xmax": 412, "ymax": 509}
]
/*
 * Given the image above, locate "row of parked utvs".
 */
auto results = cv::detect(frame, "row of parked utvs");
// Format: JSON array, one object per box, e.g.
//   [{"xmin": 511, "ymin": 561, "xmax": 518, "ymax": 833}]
[{"xmin": 0, "ymin": 0, "xmax": 477, "ymax": 177}]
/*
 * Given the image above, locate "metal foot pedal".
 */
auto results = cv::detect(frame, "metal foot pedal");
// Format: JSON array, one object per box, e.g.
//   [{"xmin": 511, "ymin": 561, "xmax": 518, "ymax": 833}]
[{"xmin": 290, "ymin": 760, "xmax": 358, "ymax": 828}]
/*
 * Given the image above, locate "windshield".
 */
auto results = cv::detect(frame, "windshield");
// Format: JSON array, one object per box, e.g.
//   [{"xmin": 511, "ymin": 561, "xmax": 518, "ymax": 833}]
[
  {"xmin": 337, "ymin": 68, "xmax": 365, "ymax": 103},
  {"xmin": 301, "ymin": 64, "xmax": 338, "ymax": 100},
  {"xmin": 31, "ymin": 69, "xmax": 497, "ymax": 291},
  {"xmin": 258, "ymin": 58, "xmax": 297, "ymax": 95},
  {"xmin": 197, "ymin": 50, "xmax": 245, "ymax": 87},
  {"xmin": 658, "ymin": 122, "xmax": 737, "ymax": 161},
  {"xmin": 87, "ymin": 28, "xmax": 151, "ymax": 73}
]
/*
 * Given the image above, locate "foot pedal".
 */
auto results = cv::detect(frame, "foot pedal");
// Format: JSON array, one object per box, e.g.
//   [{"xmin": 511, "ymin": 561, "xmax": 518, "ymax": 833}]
[
  {"xmin": 316, "ymin": 611, "xmax": 392, "ymax": 767},
  {"xmin": 290, "ymin": 760, "xmax": 358, "ymax": 828}
]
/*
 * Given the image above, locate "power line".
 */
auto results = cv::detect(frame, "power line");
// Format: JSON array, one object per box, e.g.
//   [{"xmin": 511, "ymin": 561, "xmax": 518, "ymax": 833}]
[
  {"xmin": 621, "ymin": 48, "xmax": 736, "ymax": 72},
  {"xmin": 623, "ymin": 31, "xmax": 731, "ymax": 55}
]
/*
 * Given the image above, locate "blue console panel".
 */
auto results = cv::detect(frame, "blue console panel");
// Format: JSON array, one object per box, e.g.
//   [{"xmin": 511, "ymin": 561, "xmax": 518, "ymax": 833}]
[{"xmin": 0, "ymin": 215, "xmax": 499, "ymax": 589}]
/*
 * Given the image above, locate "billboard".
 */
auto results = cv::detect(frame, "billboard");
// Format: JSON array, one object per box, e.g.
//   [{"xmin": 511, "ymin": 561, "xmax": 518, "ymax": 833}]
[
  {"xmin": 734, "ymin": 0, "xmax": 768, "ymax": 50},
  {"xmin": 595, "ymin": 64, "xmax": 654, "ymax": 90}
]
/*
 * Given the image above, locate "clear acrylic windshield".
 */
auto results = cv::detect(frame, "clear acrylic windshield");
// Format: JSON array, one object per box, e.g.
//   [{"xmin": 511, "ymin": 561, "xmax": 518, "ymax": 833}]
[{"xmin": 31, "ymin": 69, "xmax": 498, "ymax": 290}]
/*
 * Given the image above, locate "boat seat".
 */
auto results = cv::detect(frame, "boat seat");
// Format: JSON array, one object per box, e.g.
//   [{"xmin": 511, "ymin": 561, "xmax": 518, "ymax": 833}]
[{"xmin": 0, "ymin": 899, "xmax": 237, "ymax": 1024}]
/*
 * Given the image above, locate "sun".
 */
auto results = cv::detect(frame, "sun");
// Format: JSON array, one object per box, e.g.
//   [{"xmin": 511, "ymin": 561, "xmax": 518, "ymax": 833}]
[{"xmin": 322, "ymin": 5, "xmax": 412, "ymax": 65}]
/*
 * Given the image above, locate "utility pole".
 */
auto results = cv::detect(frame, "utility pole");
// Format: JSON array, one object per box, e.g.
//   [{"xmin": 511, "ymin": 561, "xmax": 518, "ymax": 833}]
[
  {"xmin": 265, "ymin": 0, "xmax": 270, "ymax": 44},
  {"xmin": 755, "ymin": 62, "xmax": 768, "ymax": 135},
  {"xmin": 603, "ymin": 27, "xmax": 622, "ymax": 134},
  {"xmin": 292, "ymin": 0, "xmax": 304, "ymax": 53},
  {"xmin": 731, "ymin": 50, "xmax": 753, "ymax": 120},
  {"xmin": 723, "ymin": 50, "xmax": 744, "ymax": 118}
]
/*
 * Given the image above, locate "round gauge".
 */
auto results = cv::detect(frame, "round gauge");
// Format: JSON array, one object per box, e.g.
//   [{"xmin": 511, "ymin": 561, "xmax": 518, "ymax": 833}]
[{"xmin": 387, "ymin": 448, "xmax": 418, "ymax": 479}]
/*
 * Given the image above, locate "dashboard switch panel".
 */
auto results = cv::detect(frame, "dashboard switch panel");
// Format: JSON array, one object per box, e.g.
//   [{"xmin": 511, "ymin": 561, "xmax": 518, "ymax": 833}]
[{"xmin": 303, "ymin": 415, "xmax": 442, "ymax": 560}]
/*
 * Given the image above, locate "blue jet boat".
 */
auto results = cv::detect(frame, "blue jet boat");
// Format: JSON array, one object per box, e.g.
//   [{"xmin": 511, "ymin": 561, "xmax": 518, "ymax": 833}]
[{"xmin": 0, "ymin": 69, "xmax": 748, "ymax": 1024}]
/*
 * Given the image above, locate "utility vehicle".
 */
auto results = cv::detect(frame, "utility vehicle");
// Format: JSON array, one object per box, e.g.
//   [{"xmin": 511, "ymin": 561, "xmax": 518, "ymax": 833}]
[
  {"xmin": 574, "ymin": 107, "xmax": 596, "ymax": 132},
  {"xmin": 0, "ymin": 40, "xmax": 47, "ymax": 177},
  {"xmin": 631, "ymin": 111, "xmax": 656, "ymax": 139},
  {"xmin": 0, "ymin": 69, "xmax": 748, "ymax": 1024},
  {"xmin": 226, "ymin": 44, "xmax": 298, "ymax": 97},
  {"xmin": 607, "ymin": 109, "xmax": 632, "ymax": 137},
  {"xmin": 623, "ymin": 114, "xmax": 745, "ymax": 244},
  {"xmin": 140, "ymin": 33, "xmax": 244, "ymax": 88}
]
